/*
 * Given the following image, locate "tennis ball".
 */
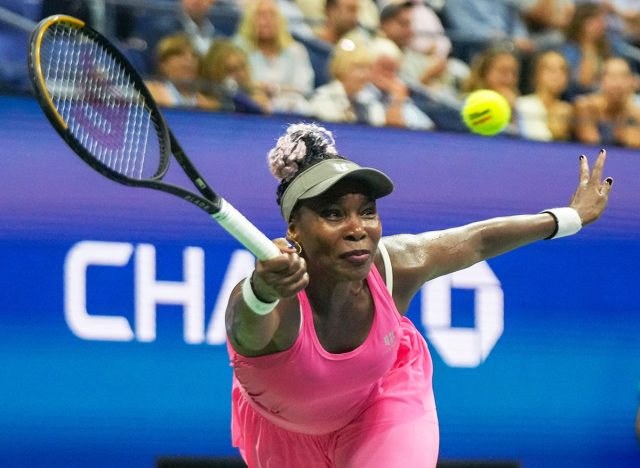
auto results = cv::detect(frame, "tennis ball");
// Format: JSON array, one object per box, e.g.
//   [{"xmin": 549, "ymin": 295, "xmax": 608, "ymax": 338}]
[{"xmin": 461, "ymin": 89, "xmax": 511, "ymax": 136}]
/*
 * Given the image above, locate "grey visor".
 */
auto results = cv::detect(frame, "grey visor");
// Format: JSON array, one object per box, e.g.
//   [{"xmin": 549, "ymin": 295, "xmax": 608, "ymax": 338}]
[{"xmin": 280, "ymin": 159, "xmax": 394, "ymax": 220}]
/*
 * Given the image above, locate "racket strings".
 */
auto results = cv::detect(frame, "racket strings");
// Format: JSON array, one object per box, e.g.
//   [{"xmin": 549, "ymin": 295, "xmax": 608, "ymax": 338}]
[{"xmin": 39, "ymin": 23, "xmax": 161, "ymax": 180}]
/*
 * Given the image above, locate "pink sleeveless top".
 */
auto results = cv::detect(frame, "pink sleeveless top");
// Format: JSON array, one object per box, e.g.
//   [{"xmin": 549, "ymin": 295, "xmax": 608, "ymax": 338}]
[{"xmin": 228, "ymin": 265, "xmax": 434, "ymax": 436}]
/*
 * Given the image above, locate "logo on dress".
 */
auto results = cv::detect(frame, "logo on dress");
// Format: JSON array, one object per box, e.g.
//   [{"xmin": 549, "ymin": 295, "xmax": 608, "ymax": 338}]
[{"xmin": 383, "ymin": 330, "xmax": 395, "ymax": 348}]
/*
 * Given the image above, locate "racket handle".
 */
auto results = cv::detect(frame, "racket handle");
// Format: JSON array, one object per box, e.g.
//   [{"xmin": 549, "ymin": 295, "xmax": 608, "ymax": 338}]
[{"xmin": 212, "ymin": 199, "xmax": 281, "ymax": 260}]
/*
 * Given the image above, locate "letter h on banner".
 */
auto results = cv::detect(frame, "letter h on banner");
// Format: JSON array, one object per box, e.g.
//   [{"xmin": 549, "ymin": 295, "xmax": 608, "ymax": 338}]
[{"xmin": 135, "ymin": 244, "xmax": 204, "ymax": 344}]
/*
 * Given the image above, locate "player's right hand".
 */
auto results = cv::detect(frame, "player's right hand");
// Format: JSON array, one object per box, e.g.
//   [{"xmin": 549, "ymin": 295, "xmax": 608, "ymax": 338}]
[{"xmin": 250, "ymin": 238, "xmax": 309, "ymax": 302}]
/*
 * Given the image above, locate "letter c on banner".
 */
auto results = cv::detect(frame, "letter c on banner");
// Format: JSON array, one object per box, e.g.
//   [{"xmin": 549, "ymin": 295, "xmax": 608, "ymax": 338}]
[
  {"xmin": 421, "ymin": 261, "xmax": 504, "ymax": 368},
  {"xmin": 65, "ymin": 240, "xmax": 135, "ymax": 341}
]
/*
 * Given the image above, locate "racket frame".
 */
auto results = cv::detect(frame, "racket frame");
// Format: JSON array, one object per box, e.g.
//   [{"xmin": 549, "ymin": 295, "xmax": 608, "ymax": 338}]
[
  {"xmin": 28, "ymin": 15, "xmax": 281, "ymax": 260},
  {"xmin": 28, "ymin": 14, "xmax": 222, "ymax": 215}
]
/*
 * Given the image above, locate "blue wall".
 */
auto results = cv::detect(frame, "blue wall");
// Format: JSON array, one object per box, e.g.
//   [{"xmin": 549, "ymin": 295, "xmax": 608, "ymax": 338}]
[{"xmin": 1, "ymin": 97, "xmax": 639, "ymax": 467}]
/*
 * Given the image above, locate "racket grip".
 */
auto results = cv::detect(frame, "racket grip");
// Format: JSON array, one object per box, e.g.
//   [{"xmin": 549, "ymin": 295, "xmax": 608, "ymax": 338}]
[{"xmin": 212, "ymin": 199, "xmax": 281, "ymax": 260}]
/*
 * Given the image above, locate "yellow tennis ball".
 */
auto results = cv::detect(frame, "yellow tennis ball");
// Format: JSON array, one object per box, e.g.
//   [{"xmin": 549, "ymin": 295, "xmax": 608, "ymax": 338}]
[{"xmin": 461, "ymin": 89, "xmax": 511, "ymax": 136}]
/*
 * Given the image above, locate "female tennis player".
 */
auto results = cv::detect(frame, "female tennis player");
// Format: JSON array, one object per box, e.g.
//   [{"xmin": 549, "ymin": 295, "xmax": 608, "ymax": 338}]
[{"xmin": 225, "ymin": 123, "xmax": 612, "ymax": 467}]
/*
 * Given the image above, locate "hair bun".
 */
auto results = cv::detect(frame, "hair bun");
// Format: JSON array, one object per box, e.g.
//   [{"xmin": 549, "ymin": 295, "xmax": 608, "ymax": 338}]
[{"xmin": 267, "ymin": 123, "xmax": 338, "ymax": 181}]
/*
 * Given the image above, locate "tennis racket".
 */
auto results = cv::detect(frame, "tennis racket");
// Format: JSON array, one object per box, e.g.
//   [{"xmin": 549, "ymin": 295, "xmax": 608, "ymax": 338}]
[{"xmin": 28, "ymin": 14, "xmax": 280, "ymax": 260}]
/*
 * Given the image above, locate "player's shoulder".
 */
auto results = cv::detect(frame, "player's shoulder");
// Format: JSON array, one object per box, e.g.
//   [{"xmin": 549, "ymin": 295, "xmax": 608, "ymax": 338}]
[{"xmin": 379, "ymin": 232, "xmax": 440, "ymax": 266}]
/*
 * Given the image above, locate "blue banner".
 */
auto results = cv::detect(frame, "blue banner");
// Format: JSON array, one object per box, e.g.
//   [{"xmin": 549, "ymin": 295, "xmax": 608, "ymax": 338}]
[{"xmin": 1, "ymin": 97, "xmax": 639, "ymax": 467}]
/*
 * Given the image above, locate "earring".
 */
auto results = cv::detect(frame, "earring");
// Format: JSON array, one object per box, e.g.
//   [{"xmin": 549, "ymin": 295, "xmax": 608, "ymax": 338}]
[{"xmin": 287, "ymin": 238, "xmax": 303, "ymax": 254}]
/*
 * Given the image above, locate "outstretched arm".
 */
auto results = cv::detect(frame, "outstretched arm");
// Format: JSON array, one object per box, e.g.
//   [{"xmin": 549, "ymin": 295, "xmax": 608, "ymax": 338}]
[{"xmin": 384, "ymin": 150, "xmax": 613, "ymax": 314}]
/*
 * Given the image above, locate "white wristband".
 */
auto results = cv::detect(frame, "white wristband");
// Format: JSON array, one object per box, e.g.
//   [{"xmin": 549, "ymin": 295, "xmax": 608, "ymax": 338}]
[
  {"xmin": 541, "ymin": 207, "xmax": 582, "ymax": 239},
  {"xmin": 242, "ymin": 275, "xmax": 279, "ymax": 315}
]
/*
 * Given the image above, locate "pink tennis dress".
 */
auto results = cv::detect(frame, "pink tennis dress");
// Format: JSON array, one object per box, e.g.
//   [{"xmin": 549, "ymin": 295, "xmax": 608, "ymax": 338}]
[{"xmin": 228, "ymin": 265, "xmax": 439, "ymax": 467}]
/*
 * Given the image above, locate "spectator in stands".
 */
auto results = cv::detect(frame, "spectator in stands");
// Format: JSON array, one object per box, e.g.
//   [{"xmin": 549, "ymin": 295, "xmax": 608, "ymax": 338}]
[
  {"xmin": 560, "ymin": 2, "xmax": 611, "ymax": 99},
  {"xmin": 235, "ymin": 0, "xmax": 315, "ymax": 115},
  {"xmin": 309, "ymin": 38, "xmax": 384, "ymax": 125},
  {"xmin": 132, "ymin": 0, "xmax": 230, "ymax": 74},
  {"xmin": 603, "ymin": 1, "xmax": 640, "ymax": 74},
  {"xmin": 613, "ymin": 0, "xmax": 640, "ymax": 40},
  {"xmin": 516, "ymin": 50, "xmax": 573, "ymax": 141},
  {"xmin": 262, "ymin": 0, "xmax": 316, "ymax": 39},
  {"xmin": 464, "ymin": 47, "xmax": 521, "ymax": 134},
  {"xmin": 574, "ymin": 56, "xmax": 640, "ymax": 148},
  {"xmin": 609, "ymin": 0, "xmax": 640, "ymax": 47},
  {"xmin": 296, "ymin": 0, "xmax": 380, "ymax": 34},
  {"xmin": 200, "ymin": 39, "xmax": 271, "ymax": 114},
  {"xmin": 607, "ymin": 0, "xmax": 640, "ymax": 48},
  {"xmin": 294, "ymin": 0, "xmax": 369, "ymax": 89},
  {"xmin": 387, "ymin": 0, "xmax": 451, "ymax": 59},
  {"xmin": 313, "ymin": 0, "xmax": 362, "ymax": 44},
  {"xmin": 521, "ymin": 0, "xmax": 576, "ymax": 52},
  {"xmin": 440, "ymin": 0, "xmax": 536, "ymax": 65},
  {"xmin": 144, "ymin": 34, "xmax": 219, "ymax": 110},
  {"xmin": 363, "ymin": 37, "xmax": 435, "ymax": 130},
  {"xmin": 237, "ymin": 0, "xmax": 313, "ymax": 38},
  {"xmin": 295, "ymin": 0, "xmax": 373, "ymax": 90},
  {"xmin": 378, "ymin": 1, "xmax": 467, "ymax": 102}
]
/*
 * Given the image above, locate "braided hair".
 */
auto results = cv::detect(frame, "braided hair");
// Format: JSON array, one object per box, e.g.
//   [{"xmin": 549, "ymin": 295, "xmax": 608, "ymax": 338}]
[{"xmin": 267, "ymin": 123, "xmax": 346, "ymax": 207}]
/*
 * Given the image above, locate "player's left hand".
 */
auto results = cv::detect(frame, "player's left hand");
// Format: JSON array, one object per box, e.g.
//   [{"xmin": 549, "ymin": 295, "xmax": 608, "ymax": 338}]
[{"xmin": 569, "ymin": 149, "xmax": 613, "ymax": 226}]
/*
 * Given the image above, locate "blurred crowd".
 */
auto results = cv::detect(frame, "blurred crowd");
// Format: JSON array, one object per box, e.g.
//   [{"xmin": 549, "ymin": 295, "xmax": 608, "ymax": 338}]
[{"xmin": 2, "ymin": 0, "xmax": 640, "ymax": 148}]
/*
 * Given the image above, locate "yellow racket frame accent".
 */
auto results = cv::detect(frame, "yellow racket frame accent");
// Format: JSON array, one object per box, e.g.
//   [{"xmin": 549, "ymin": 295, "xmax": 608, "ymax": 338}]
[{"xmin": 32, "ymin": 15, "xmax": 86, "ymax": 130}]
